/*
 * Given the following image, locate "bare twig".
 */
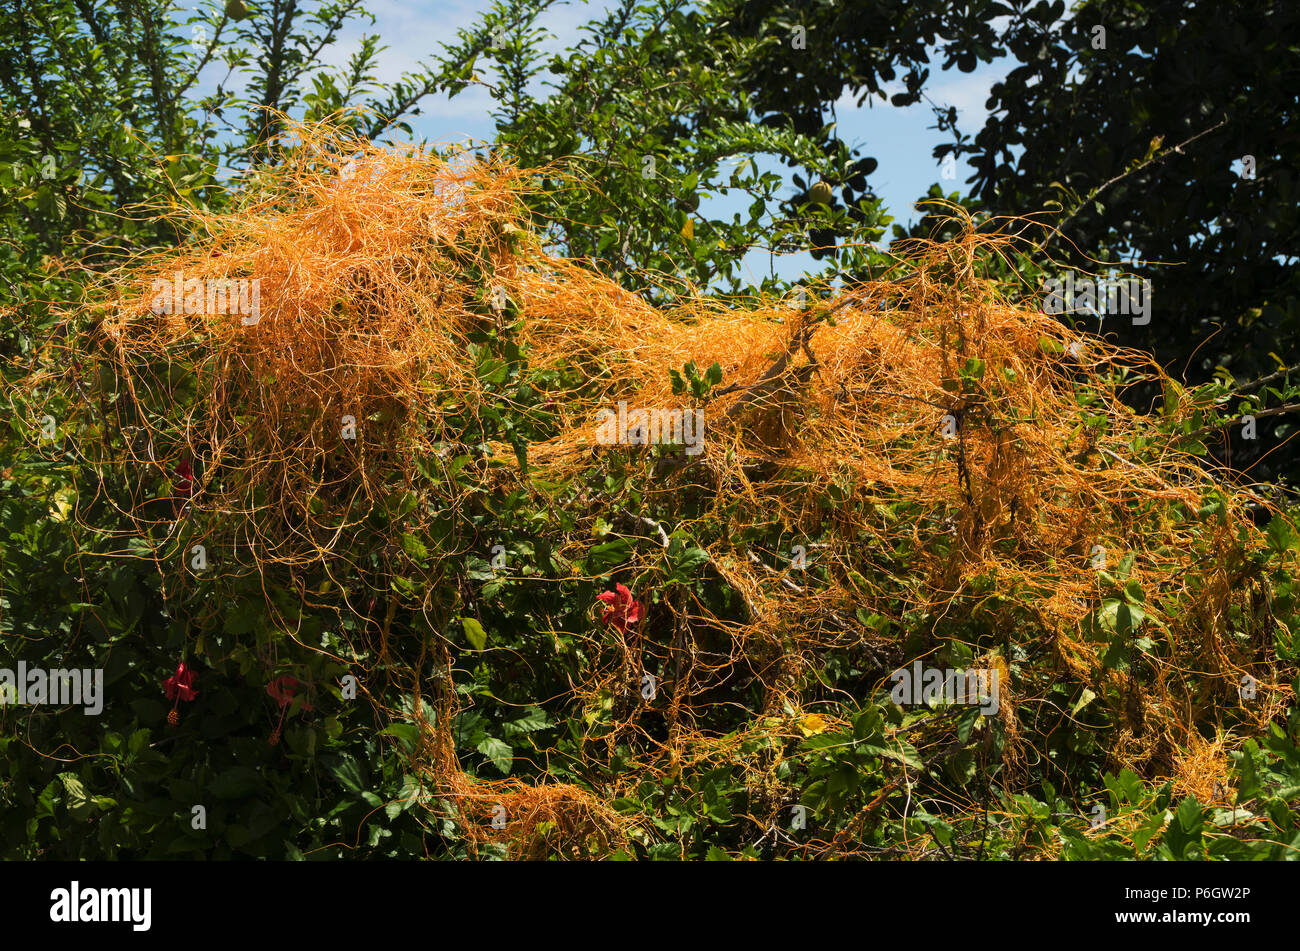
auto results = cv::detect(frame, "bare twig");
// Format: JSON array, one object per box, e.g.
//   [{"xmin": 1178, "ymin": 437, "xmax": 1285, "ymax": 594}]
[
  {"xmin": 1182, "ymin": 402, "xmax": 1300, "ymax": 442},
  {"xmin": 746, "ymin": 550, "xmax": 804, "ymax": 594},
  {"xmin": 1042, "ymin": 119, "xmax": 1228, "ymax": 254}
]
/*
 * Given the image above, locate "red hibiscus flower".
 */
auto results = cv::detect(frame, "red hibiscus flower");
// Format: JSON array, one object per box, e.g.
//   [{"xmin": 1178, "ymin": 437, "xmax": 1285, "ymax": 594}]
[
  {"xmin": 267, "ymin": 675, "xmax": 313, "ymax": 712},
  {"xmin": 267, "ymin": 674, "xmax": 313, "ymax": 747},
  {"xmin": 163, "ymin": 662, "xmax": 198, "ymax": 725},
  {"xmin": 173, "ymin": 458, "xmax": 194, "ymax": 498},
  {"xmin": 164, "ymin": 662, "xmax": 199, "ymax": 702},
  {"xmin": 596, "ymin": 583, "xmax": 643, "ymax": 633}
]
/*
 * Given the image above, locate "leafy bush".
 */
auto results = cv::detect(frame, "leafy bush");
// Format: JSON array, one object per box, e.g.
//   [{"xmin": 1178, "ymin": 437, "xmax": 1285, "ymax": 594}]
[{"xmin": 4, "ymin": 124, "xmax": 1297, "ymax": 859}]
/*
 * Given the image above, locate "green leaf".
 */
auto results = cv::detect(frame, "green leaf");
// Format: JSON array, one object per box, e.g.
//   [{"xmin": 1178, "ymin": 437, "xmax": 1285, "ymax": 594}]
[
  {"xmin": 1197, "ymin": 490, "xmax": 1228, "ymax": 525},
  {"xmin": 477, "ymin": 737, "xmax": 513, "ymax": 775},
  {"xmin": 1175, "ymin": 795, "xmax": 1204, "ymax": 835},
  {"xmin": 1104, "ymin": 769, "xmax": 1144, "ymax": 806},
  {"xmin": 669, "ymin": 545, "xmax": 710, "ymax": 581},
  {"xmin": 1070, "ymin": 688, "xmax": 1097, "ymax": 717},
  {"xmin": 883, "ymin": 741, "xmax": 923, "ymax": 769},
  {"xmin": 504, "ymin": 707, "xmax": 552, "ymax": 736},
  {"xmin": 59, "ymin": 774, "xmax": 94, "ymax": 821},
  {"xmin": 1266, "ymin": 515, "xmax": 1299, "ymax": 554},
  {"xmin": 587, "ymin": 538, "xmax": 632, "ymax": 569},
  {"xmin": 400, "ymin": 533, "xmax": 428, "ymax": 560},
  {"xmin": 1089, "ymin": 598, "xmax": 1122, "ymax": 639},
  {"xmin": 853, "ymin": 705, "xmax": 884, "ymax": 742},
  {"xmin": 460, "ymin": 617, "xmax": 488, "ymax": 651},
  {"xmin": 1101, "ymin": 634, "xmax": 1130, "ymax": 670},
  {"xmin": 1232, "ymin": 742, "xmax": 1260, "ymax": 803},
  {"xmin": 1038, "ymin": 336, "xmax": 1065, "ymax": 355},
  {"xmin": 330, "ymin": 757, "xmax": 366, "ymax": 793},
  {"xmin": 1117, "ymin": 601, "xmax": 1145, "ymax": 635},
  {"xmin": 380, "ymin": 722, "xmax": 421, "ymax": 751},
  {"xmin": 385, "ymin": 490, "xmax": 418, "ymax": 519}
]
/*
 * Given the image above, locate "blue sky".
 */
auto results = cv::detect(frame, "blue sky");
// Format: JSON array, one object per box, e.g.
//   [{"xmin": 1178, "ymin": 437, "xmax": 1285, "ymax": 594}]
[
  {"xmin": 189, "ymin": 0, "xmax": 1015, "ymax": 282},
  {"xmin": 331, "ymin": 1, "xmax": 1012, "ymax": 221}
]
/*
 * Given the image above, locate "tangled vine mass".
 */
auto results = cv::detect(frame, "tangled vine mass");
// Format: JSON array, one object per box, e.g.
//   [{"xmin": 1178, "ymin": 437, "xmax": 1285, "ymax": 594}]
[{"xmin": 14, "ymin": 122, "xmax": 1298, "ymax": 859}]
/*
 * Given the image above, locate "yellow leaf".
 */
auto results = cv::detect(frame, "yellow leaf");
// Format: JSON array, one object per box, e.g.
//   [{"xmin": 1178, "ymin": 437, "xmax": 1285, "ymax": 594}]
[
  {"xmin": 798, "ymin": 713, "xmax": 829, "ymax": 736},
  {"xmin": 49, "ymin": 487, "xmax": 75, "ymax": 522},
  {"xmin": 681, "ymin": 217, "xmax": 694, "ymax": 241}
]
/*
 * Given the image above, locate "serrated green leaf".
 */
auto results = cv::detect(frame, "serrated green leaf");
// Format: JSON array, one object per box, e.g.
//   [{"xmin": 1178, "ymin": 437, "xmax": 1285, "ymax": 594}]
[{"xmin": 477, "ymin": 736, "xmax": 513, "ymax": 775}]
